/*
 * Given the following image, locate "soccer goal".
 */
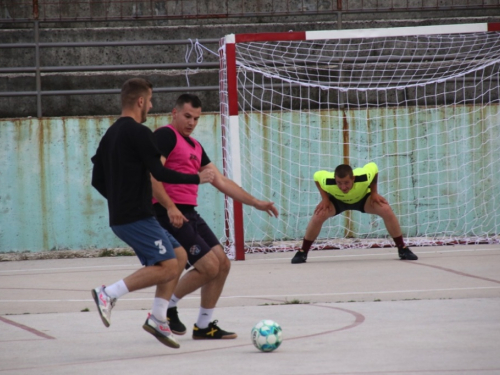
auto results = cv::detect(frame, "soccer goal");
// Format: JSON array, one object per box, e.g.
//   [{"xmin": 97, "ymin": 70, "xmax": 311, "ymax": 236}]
[{"xmin": 219, "ymin": 23, "xmax": 500, "ymax": 260}]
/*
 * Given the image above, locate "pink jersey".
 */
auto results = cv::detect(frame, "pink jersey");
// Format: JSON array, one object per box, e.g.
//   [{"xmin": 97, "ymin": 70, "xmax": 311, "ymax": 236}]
[{"xmin": 152, "ymin": 124, "xmax": 202, "ymax": 206}]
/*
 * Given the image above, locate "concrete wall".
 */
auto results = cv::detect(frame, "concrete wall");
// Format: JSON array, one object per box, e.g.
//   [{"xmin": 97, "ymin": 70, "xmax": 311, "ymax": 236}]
[
  {"xmin": 0, "ymin": 113, "xmax": 225, "ymax": 253},
  {"xmin": 1, "ymin": 6, "xmax": 499, "ymax": 118},
  {"xmin": 232, "ymin": 105, "xmax": 500, "ymax": 246},
  {"xmin": 2, "ymin": 0, "xmax": 498, "ymax": 24},
  {"xmin": 1, "ymin": 105, "xmax": 499, "ymax": 253}
]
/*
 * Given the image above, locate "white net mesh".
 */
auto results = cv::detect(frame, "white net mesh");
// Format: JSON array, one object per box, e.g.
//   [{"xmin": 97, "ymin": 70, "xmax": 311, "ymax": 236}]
[{"xmin": 219, "ymin": 29, "xmax": 500, "ymax": 253}]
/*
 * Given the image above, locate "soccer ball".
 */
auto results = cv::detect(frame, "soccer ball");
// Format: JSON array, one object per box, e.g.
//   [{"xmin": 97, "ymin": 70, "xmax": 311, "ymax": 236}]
[{"xmin": 251, "ymin": 320, "xmax": 283, "ymax": 352}]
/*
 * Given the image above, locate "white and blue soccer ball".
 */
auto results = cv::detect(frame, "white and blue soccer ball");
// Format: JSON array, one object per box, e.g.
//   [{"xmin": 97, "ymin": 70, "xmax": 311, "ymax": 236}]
[{"xmin": 251, "ymin": 320, "xmax": 283, "ymax": 352}]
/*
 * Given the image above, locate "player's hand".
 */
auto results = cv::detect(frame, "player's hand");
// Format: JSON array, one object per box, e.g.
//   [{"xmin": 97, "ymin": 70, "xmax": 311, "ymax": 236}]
[
  {"xmin": 168, "ymin": 206, "xmax": 188, "ymax": 228},
  {"xmin": 369, "ymin": 192, "xmax": 387, "ymax": 207},
  {"xmin": 198, "ymin": 169, "xmax": 215, "ymax": 184},
  {"xmin": 254, "ymin": 200, "xmax": 279, "ymax": 217},
  {"xmin": 314, "ymin": 199, "xmax": 333, "ymax": 215}
]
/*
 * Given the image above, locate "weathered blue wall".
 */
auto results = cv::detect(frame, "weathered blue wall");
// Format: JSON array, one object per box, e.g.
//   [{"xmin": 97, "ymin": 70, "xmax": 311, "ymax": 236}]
[
  {"xmin": 0, "ymin": 114, "xmax": 224, "ymax": 253},
  {"xmin": 235, "ymin": 105, "xmax": 500, "ymax": 245},
  {"xmin": 1, "ymin": 106, "xmax": 499, "ymax": 253}
]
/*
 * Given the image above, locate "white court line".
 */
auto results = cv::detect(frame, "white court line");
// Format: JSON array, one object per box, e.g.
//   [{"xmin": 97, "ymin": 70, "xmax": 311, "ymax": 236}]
[
  {"xmin": 246, "ymin": 247, "xmax": 500, "ymax": 262},
  {"xmin": 1, "ymin": 286, "xmax": 499, "ymax": 303},
  {"xmin": 0, "ymin": 264, "xmax": 135, "ymax": 274},
  {"xmin": 0, "ymin": 247, "xmax": 498, "ymax": 271}
]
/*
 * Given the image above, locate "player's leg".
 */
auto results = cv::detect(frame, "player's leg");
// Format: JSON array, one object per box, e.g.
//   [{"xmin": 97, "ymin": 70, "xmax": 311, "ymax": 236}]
[
  {"xmin": 137, "ymin": 226, "xmax": 183, "ymax": 348},
  {"xmin": 153, "ymin": 206, "xmax": 190, "ymax": 334},
  {"xmin": 161, "ymin": 245, "xmax": 188, "ymax": 335},
  {"xmin": 166, "ymin": 246, "xmax": 219, "ymax": 335},
  {"xmin": 149, "ymin": 230, "xmax": 186, "ymax": 322},
  {"xmin": 291, "ymin": 199, "xmax": 337, "ymax": 264},
  {"xmin": 159, "ymin": 209, "xmax": 219, "ymax": 300},
  {"xmin": 199, "ymin": 245, "xmax": 231, "ymax": 309},
  {"xmin": 139, "ymin": 258, "xmax": 182, "ymax": 349},
  {"xmin": 174, "ymin": 244, "xmax": 229, "ymax": 306},
  {"xmin": 157, "ymin": 208, "xmax": 233, "ymax": 338},
  {"xmin": 91, "ymin": 217, "xmax": 181, "ymax": 348},
  {"xmin": 119, "ymin": 258, "xmax": 178, "ymax": 291},
  {"xmin": 363, "ymin": 195, "xmax": 418, "ymax": 260},
  {"xmin": 174, "ymin": 244, "xmax": 236, "ymax": 339},
  {"xmin": 173, "ymin": 215, "xmax": 236, "ymax": 339},
  {"xmin": 92, "ymin": 217, "xmax": 179, "ymax": 327},
  {"xmin": 115, "ymin": 220, "xmax": 180, "ymax": 292},
  {"xmin": 193, "ymin": 244, "xmax": 238, "ymax": 340},
  {"xmin": 155, "ymin": 208, "xmax": 222, "ymax": 335}
]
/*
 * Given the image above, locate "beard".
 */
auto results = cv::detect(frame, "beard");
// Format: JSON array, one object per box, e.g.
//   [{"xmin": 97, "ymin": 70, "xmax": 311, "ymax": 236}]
[{"xmin": 140, "ymin": 105, "xmax": 148, "ymax": 123}]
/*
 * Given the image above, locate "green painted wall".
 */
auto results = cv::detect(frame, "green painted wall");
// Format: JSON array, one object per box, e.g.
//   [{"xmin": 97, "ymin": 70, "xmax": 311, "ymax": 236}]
[
  {"xmin": 234, "ymin": 105, "xmax": 500, "ymax": 246},
  {"xmin": 1, "ymin": 105, "xmax": 499, "ymax": 253},
  {"xmin": 0, "ymin": 114, "xmax": 224, "ymax": 252}
]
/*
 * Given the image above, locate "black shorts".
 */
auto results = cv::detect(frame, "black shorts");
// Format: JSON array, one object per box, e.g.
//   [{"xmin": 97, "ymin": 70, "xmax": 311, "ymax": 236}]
[
  {"xmin": 328, "ymin": 193, "xmax": 371, "ymax": 216},
  {"xmin": 154, "ymin": 203, "xmax": 220, "ymax": 269}
]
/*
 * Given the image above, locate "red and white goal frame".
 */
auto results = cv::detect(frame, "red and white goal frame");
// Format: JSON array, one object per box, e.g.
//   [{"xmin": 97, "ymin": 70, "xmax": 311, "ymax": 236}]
[{"xmin": 219, "ymin": 22, "xmax": 500, "ymax": 261}]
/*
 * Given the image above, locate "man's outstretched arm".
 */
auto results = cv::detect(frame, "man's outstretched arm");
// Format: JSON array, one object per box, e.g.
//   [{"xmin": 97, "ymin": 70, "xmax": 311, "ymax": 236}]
[{"xmin": 203, "ymin": 163, "xmax": 278, "ymax": 218}]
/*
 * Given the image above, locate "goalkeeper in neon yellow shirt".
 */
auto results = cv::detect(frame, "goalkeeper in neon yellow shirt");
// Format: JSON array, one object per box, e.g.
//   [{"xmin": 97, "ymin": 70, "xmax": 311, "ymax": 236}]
[{"xmin": 291, "ymin": 162, "xmax": 418, "ymax": 264}]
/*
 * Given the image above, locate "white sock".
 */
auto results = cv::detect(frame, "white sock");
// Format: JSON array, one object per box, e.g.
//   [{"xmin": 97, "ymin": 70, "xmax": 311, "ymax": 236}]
[
  {"xmin": 151, "ymin": 298, "xmax": 169, "ymax": 322},
  {"xmin": 104, "ymin": 280, "xmax": 129, "ymax": 299},
  {"xmin": 168, "ymin": 294, "xmax": 180, "ymax": 309},
  {"xmin": 196, "ymin": 307, "xmax": 214, "ymax": 329}
]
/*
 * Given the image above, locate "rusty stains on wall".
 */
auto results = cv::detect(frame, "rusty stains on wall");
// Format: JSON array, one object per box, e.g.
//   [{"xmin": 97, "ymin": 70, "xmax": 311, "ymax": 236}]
[
  {"xmin": 0, "ymin": 113, "xmax": 224, "ymax": 253},
  {"xmin": 1, "ymin": 105, "xmax": 500, "ymax": 253}
]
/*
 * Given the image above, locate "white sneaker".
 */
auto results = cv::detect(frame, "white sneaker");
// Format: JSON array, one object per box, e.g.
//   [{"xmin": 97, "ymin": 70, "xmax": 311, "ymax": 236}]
[
  {"xmin": 91, "ymin": 285, "xmax": 116, "ymax": 327},
  {"xmin": 143, "ymin": 313, "xmax": 180, "ymax": 349}
]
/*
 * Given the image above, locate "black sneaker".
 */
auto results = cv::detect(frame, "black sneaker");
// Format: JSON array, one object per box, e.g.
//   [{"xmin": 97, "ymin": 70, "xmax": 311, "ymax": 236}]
[
  {"xmin": 398, "ymin": 246, "xmax": 418, "ymax": 260},
  {"xmin": 291, "ymin": 250, "xmax": 307, "ymax": 264},
  {"xmin": 192, "ymin": 320, "xmax": 237, "ymax": 340},
  {"xmin": 167, "ymin": 307, "xmax": 186, "ymax": 335}
]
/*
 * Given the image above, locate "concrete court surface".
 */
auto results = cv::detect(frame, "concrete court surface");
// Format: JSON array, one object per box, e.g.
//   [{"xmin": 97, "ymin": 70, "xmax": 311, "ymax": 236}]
[{"xmin": 0, "ymin": 244, "xmax": 499, "ymax": 375}]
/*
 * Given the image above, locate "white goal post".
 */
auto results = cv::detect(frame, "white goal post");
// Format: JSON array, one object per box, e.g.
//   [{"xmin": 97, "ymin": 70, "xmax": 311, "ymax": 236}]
[{"xmin": 219, "ymin": 23, "xmax": 500, "ymax": 260}]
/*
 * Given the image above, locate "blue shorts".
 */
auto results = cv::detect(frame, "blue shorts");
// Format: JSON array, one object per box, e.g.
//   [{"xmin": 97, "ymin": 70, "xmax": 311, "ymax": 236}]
[{"xmin": 111, "ymin": 217, "xmax": 180, "ymax": 266}]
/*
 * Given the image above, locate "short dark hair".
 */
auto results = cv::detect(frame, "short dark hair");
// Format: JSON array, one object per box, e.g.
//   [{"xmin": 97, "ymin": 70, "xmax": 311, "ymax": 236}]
[
  {"xmin": 175, "ymin": 93, "xmax": 202, "ymax": 109},
  {"xmin": 335, "ymin": 164, "xmax": 353, "ymax": 178},
  {"xmin": 121, "ymin": 78, "xmax": 153, "ymax": 108}
]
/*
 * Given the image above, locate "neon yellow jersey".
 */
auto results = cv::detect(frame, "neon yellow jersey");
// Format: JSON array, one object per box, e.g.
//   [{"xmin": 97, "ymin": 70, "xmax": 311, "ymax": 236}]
[{"xmin": 313, "ymin": 162, "xmax": 378, "ymax": 204}]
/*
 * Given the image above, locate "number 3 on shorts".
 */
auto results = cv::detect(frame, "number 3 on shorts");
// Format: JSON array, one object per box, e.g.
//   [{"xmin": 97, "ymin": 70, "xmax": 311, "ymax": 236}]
[{"xmin": 154, "ymin": 240, "xmax": 167, "ymax": 254}]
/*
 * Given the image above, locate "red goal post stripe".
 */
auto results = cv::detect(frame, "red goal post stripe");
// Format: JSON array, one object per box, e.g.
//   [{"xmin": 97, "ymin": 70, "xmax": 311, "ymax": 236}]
[{"xmin": 230, "ymin": 23, "xmax": 500, "ymax": 44}]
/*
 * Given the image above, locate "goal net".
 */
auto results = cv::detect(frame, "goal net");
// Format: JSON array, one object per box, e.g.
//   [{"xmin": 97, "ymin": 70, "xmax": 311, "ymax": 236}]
[{"xmin": 218, "ymin": 23, "xmax": 500, "ymax": 259}]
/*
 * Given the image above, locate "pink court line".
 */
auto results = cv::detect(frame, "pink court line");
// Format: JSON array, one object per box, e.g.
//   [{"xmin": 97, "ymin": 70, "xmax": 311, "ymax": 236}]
[
  {"xmin": 407, "ymin": 262, "xmax": 500, "ymax": 285},
  {"xmin": 0, "ymin": 315, "xmax": 55, "ymax": 340},
  {"xmin": 0, "ymin": 303, "xmax": 365, "ymax": 373}
]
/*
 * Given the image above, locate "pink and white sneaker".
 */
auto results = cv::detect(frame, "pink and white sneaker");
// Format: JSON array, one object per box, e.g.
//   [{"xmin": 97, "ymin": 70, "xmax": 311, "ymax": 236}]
[
  {"xmin": 143, "ymin": 313, "xmax": 180, "ymax": 349},
  {"xmin": 91, "ymin": 285, "xmax": 116, "ymax": 328}
]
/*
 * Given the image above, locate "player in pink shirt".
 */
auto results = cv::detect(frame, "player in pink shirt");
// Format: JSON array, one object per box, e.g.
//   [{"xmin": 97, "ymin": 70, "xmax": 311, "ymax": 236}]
[{"xmin": 151, "ymin": 94, "xmax": 279, "ymax": 340}]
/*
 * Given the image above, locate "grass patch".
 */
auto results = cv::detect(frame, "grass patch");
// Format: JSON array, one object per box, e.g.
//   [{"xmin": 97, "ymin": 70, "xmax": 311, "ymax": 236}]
[
  {"xmin": 259, "ymin": 299, "xmax": 310, "ymax": 306},
  {"xmin": 283, "ymin": 298, "xmax": 309, "ymax": 305},
  {"xmin": 98, "ymin": 249, "xmax": 135, "ymax": 257}
]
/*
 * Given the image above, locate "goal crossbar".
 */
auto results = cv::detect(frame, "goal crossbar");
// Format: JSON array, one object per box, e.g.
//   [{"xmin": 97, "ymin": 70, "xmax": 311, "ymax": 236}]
[{"xmin": 229, "ymin": 23, "xmax": 500, "ymax": 43}]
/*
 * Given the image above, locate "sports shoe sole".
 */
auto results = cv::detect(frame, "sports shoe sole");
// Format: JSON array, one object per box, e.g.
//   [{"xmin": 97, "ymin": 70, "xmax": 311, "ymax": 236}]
[
  {"xmin": 399, "ymin": 255, "xmax": 418, "ymax": 260},
  {"xmin": 192, "ymin": 332, "xmax": 238, "ymax": 340},
  {"xmin": 170, "ymin": 327, "xmax": 187, "ymax": 335},
  {"xmin": 143, "ymin": 323, "xmax": 180, "ymax": 349},
  {"xmin": 91, "ymin": 289, "xmax": 110, "ymax": 328}
]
